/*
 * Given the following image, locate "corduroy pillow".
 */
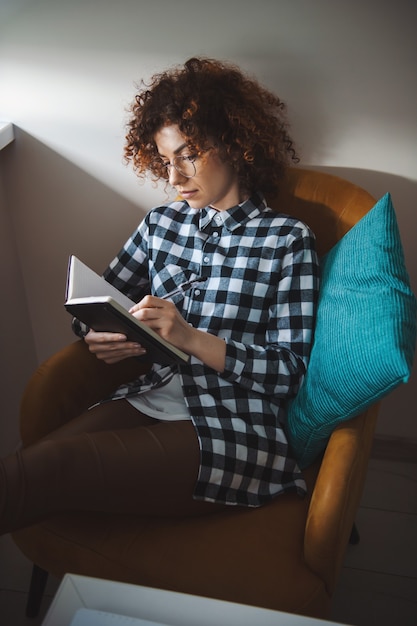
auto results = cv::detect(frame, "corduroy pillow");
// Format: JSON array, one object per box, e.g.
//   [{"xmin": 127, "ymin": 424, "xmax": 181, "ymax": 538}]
[{"xmin": 286, "ymin": 193, "xmax": 417, "ymax": 469}]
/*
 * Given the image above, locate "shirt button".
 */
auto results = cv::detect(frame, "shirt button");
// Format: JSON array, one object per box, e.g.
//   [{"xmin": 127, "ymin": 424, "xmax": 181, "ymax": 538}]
[
  {"xmin": 194, "ymin": 289, "xmax": 201, "ymax": 296},
  {"xmin": 203, "ymin": 256, "xmax": 210, "ymax": 263},
  {"xmin": 213, "ymin": 231, "xmax": 219, "ymax": 238}
]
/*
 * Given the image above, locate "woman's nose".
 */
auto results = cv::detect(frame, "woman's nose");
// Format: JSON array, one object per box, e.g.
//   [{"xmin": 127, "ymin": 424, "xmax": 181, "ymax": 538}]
[{"xmin": 168, "ymin": 165, "xmax": 185, "ymax": 185}]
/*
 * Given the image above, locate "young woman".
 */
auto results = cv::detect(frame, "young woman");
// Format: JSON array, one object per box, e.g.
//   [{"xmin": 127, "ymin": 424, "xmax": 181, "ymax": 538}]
[{"xmin": 0, "ymin": 57, "xmax": 319, "ymax": 535}]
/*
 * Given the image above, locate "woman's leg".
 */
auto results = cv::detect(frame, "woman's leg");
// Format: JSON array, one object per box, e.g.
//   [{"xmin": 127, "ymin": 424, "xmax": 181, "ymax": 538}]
[
  {"xmin": 37, "ymin": 399, "xmax": 157, "ymax": 441},
  {"xmin": 1, "ymin": 400, "xmax": 224, "ymax": 535}
]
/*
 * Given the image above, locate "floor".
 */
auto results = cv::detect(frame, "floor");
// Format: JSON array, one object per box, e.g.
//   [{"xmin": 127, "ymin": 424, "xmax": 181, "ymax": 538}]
[{"xmin": 0, "ymin": 440, "xmax": 416, "ymax": 625}]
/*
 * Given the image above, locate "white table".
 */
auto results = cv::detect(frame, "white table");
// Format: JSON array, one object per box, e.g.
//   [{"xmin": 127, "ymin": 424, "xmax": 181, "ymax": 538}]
[{"xmin": 42, "ymin": 574, "xmax": 347, "ymax": 626}]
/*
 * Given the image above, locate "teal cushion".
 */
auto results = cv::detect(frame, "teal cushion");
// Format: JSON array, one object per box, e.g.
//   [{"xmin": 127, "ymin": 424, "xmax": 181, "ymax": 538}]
[{"xmin": 286, "ymin": 193, "xmax": 417, "ymax": 469}]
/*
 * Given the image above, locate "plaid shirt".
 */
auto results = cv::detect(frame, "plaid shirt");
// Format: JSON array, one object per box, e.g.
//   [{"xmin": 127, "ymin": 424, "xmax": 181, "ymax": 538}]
[{"xmin": 75, "ymin": 192, "xmax": 319, "ymax": 507}]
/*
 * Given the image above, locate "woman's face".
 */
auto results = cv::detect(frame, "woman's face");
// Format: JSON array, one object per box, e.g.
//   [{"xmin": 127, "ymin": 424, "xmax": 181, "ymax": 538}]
[{"xmin": 154, "ymin": 124, "xmax": 244, "ymax": 211}]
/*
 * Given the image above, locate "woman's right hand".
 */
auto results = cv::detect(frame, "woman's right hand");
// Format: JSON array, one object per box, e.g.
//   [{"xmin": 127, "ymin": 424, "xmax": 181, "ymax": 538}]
[{"xmin": 84, "ymin": 329, "xmax": 147, "ymax": 364}]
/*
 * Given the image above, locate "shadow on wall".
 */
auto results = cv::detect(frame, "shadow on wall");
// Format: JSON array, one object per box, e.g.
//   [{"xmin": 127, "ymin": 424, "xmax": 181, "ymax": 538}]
[
  {"xmin": 0, "ymin": 138, "xmax": 37, "ymax": 454},
  {"xmin": 3, "ymin": 128, "xmax": 417, "ymax": 440},
  {"xmin": 3, "ymin": 128, "xmax": 148, "ymax": 363}
]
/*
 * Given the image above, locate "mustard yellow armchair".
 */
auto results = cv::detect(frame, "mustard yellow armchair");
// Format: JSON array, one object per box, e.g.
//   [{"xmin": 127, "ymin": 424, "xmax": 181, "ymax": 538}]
[{"xmin": 12, "ymin": 168, "xmax": 380, "ymax": 620}]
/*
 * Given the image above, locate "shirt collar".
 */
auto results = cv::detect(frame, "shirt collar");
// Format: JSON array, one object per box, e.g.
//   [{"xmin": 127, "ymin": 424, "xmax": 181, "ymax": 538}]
[{"xmin": 199, "ymin": 192, "xmax": 267, "ymax": 232}]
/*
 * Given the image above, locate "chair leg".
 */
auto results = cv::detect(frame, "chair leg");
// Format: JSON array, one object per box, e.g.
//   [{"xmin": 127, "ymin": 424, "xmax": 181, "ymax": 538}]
[
  {"xmin": 25, "ymin": 564, "xmax": 49, "ymax": 618},
  {"xmin": 349, "ymin": 522, "xmax": 360, "ymax": 545}
]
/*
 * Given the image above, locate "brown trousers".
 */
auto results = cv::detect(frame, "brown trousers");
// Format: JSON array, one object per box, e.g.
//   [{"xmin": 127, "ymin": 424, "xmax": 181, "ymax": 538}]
[{"xmin": 0, "ymin": 400, "xmax": 225, "ymax": 536}]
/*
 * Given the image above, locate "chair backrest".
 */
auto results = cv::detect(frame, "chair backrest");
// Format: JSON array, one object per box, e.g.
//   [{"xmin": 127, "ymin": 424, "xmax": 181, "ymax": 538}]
[{"xmin": 267, "ymin": 168, "xmax": 376, "ymax": 256}]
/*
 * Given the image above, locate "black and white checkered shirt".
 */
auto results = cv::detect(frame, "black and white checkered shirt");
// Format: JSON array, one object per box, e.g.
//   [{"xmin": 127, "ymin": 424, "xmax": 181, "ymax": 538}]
[{"xmin": 75, "ymin": 192, "xmax": 319, "ymax": 507}]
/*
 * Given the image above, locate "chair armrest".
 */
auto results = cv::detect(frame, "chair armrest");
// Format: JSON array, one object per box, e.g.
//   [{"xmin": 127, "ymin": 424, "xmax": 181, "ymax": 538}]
[
  {"xmin": 303, "ymin": 404, "xmax": 379, "ymax": 594},
  {"xmin": 19, "ymin": 340, "xmax": 150, "ymax": 446}
]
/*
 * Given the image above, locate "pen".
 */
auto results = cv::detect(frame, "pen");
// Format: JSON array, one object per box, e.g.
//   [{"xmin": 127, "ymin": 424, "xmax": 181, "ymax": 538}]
[{"xmin": 161, "ymin": 277, "xmax": 207, "ymax": 300}]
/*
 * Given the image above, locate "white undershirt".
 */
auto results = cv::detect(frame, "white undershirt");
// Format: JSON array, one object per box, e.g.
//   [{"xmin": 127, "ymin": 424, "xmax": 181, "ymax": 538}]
[{"xmin": 126, "ymin": 372, "xmax": 191, "ymax": 421}]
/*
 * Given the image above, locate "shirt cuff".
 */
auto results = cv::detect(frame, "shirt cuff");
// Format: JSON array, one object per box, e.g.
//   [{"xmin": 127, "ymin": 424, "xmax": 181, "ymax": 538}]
[
  {"xmin": 221, "ymin": 339, "xmax": 247, "ymax": 381},
  {"xmin": 71, "ymin": 317, "xmax": 90, "ymax": 339}
]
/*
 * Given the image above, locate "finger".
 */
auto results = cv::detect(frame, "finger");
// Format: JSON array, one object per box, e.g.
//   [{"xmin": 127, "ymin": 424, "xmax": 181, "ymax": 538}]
[
  {"xmin": 86, "ymin": 330, "xmax": 127, "ymax": 344},
  {"xmin": 129, "ymin": 294, "xmax": 166, "ymax": 313},
  {"xmin": 132, "ymin": 308, "xmax": 163, "ymax": 324},
  {"xmin": 92, "ymin": 342, "xmax": 145, "ymax": 355},
  {"xmin": 94, "ymin": 344, "xmax": 147, "ymax": 362}
]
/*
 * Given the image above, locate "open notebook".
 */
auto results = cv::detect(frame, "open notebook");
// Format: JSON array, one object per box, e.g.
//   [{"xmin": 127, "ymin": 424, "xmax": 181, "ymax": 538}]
[{"xmin": 65, "ymin": 255, "xmax": 189, "ymax": 365}]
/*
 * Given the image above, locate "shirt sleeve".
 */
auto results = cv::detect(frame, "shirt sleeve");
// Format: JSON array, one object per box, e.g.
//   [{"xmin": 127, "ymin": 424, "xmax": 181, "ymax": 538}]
[
  {"xmin": 102, "ymin": 217, "xmax": 150, "ymax": 301},
  {"xmin": 221, "ymin": 228, "xmax": 319, "ymax": 399}
]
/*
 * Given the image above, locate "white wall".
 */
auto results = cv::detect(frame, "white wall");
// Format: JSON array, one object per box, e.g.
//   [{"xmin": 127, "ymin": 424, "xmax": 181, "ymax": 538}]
[{"xmin": 0, "ymin": 0, "xmax": 416, "ymax": 442}]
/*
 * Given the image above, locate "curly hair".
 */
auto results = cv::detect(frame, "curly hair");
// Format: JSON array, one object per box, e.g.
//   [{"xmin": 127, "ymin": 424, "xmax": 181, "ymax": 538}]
[{"xmin": 125, "ymin": 57, "xmax": 298, "ymax": 195}]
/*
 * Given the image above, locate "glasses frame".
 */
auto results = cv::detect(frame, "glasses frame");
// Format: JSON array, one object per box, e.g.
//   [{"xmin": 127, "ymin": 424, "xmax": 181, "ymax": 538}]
[{"xmin": 156, "ymin": 154, "xmax": 198, "ymax": 179}]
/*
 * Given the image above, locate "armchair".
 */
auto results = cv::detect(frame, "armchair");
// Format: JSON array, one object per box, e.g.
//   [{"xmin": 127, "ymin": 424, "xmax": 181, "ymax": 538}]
[{"xmin": 12, "ymin": 168, "xmax": 381, "ymax": 620}]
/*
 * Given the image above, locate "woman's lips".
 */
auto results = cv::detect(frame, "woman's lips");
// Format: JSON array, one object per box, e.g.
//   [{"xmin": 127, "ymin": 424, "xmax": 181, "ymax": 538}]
[{"xmin": 179, "ymin": 189, "xmax": 198, "ymax": 200}]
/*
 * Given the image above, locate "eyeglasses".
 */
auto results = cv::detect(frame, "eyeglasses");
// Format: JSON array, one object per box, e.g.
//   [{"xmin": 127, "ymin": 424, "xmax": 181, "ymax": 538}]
[{"xmin": 153, "ymin": 154, "xmax": 198, "ymax": 179}]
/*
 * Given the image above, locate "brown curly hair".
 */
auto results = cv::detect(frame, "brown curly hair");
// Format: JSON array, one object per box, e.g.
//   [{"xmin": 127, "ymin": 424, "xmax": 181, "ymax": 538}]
[{"xmin": 125, "ymin": 57, "xmax": 298, "ymax": 195}]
